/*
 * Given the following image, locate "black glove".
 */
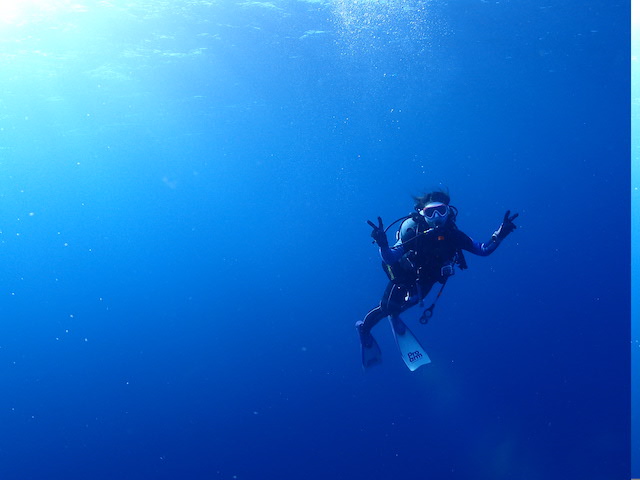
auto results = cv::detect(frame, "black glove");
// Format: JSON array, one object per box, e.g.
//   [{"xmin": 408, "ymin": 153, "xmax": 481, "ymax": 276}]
[
  {"xmin": 493, "ymin": 210, "xmax": 519, "ymax": 241},
  {"xmin": 367, "ymin": 216, "xmax": 388, "ymax": 248}
]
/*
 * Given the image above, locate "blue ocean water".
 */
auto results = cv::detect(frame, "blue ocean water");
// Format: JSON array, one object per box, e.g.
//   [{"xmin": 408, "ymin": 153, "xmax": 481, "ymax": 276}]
[
  {"xmin": 0, "ymin": 1, "xmax": 631, "ymax": 479},
  {"xmin": 631, "ymin": 1, "xmax": 639, "ymax": 476}
]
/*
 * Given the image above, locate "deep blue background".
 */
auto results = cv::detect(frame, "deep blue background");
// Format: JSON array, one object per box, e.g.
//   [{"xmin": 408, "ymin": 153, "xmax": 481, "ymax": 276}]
[{"xmin": 0, "ymin": 1, "xmax": 630, "ymax": 479}]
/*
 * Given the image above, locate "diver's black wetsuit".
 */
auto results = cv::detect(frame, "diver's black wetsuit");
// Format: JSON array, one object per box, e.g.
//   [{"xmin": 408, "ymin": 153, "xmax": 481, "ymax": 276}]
[{"xmin": 360, "ymin": 216, "xmax": 502, "ymax": 333}]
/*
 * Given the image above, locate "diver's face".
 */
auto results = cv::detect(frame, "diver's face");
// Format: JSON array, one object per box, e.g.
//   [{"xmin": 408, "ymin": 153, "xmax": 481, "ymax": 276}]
[{"xmin": 421, "ymin": 202, "xmax": 449, "ymax": 228}]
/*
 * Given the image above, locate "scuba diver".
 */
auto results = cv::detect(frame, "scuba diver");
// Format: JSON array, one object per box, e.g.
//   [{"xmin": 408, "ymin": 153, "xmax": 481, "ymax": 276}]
[{"xmin": 356, "ymin": 189, "xmax": 518, "ymax": 370}]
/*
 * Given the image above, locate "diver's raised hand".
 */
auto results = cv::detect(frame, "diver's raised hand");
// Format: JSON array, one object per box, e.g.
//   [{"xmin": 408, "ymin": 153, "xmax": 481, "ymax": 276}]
[
  {"xmin": 493, "ymin": 210, "xmax": 519, "ymax": 241},
  {"xmin": 367, "ymin": 217, "xmax": 388, "ymax": 248}
]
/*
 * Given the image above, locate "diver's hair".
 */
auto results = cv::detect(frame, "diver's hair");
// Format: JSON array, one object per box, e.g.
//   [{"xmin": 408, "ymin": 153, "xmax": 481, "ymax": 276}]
[{"xmin": 412, "ymin": 187, "xmax": 451, "ymax": 211}]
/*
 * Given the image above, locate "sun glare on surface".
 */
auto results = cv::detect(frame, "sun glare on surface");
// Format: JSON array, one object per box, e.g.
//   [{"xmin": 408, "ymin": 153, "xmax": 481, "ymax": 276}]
[
  {"xmin": 0, "ymin": 0, "xmax": 46, "ymax": 25},
  {"xmin": 0, "ymin": 1, "xmax": 21, "ymax": 24},
  {"xmin": 0, "ymin": 0, "xmax": 83, "ymax": 26}
]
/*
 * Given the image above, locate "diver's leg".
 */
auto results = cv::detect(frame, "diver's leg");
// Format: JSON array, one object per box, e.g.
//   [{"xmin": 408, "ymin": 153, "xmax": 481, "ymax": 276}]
[
  {"xmin": 392, "ymin": 278, "xmax": 437, "ymax": 315},
  {"xmin": 381, "ymin": 282, "xmax": 409, "ymax": 316},
  {"xmin": 389, "ymin": 280, "xmax": 436, "ymax": 333},
  {"xmin": 359, "ymin": 283, "xmax": 408, "ymax": 341},
  {"xmin": 356, "ymin": 282, "xmax": 405, "ymax": 347},
  {"xmin": 357, "ymin": 282, "xmax": 406, "ymax": 331}
]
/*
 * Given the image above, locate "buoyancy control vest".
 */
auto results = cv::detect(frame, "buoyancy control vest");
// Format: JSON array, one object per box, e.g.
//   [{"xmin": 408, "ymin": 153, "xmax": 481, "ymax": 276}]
[{"xmin": 382, "ymin": 212, "xmax": 467, "ymax": 286}]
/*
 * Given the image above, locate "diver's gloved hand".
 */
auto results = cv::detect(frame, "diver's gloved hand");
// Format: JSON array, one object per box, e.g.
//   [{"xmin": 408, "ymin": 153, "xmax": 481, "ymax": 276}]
[
  {"xmin": 367, "ymin": 217, "xmax": 388, "ymax": 248},
  {"xmin": 493, "ymin": 210, "xmax": 519, "ymax": 241}
]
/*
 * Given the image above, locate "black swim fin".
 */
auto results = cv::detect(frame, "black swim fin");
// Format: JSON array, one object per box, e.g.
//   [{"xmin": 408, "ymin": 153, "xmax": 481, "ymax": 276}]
[{"xmin": 360, "ymin": 334, "xmax": 382, "ymax": 369}]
